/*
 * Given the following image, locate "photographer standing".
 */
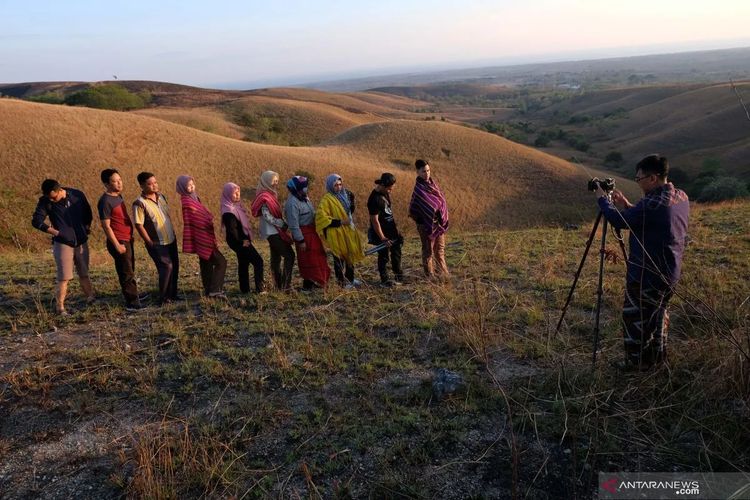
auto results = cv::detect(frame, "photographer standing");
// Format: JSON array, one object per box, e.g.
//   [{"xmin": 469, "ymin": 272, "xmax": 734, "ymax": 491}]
[{"xmin": 594, "ymin": 154, "xmax": 689, "ymax": 369}]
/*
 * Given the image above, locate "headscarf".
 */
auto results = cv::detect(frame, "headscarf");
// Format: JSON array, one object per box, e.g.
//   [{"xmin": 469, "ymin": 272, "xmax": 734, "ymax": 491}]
[
  {"xmin": 176, "ymin": 175, "xmax": 198, "ymax": 200},
  {"xmin": 257, "ymin": 170, "xmax": 279, "ymax": 195},
  {"xmin": 220, "ymin": 182, "xmax": 252, "ymax": 238},
  {"xmin": 287, "ymin": 176, "xmax": 309, "ymax": 202},
  {"xmin": 325, "ymin": 174, "xmax": 351, "ymax": 215}
]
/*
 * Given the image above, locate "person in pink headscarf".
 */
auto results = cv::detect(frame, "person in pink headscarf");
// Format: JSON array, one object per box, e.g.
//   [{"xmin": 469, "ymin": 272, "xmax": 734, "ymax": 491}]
[
  {"xmin": 176, "ymin": 175, "xmax": 227, "ymax": 298},
  {"xmin": 220, "ymin": 182, "xmax": 265, "ymax": 294}
]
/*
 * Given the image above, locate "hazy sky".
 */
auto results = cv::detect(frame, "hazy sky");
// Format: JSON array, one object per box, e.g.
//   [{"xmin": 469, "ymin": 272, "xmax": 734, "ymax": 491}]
[{"xmin": 2, "ymin": 0, "xmax": 749, "ymax": 87}]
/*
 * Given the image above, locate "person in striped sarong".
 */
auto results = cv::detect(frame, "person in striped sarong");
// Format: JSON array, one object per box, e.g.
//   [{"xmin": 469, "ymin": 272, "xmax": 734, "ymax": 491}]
[
  {"xmin": 176, "ymin": 175, "xmax": 227, "ymax": 298},
  {"xmin": 408, "ymin": 159, "xmax": 450, "ymax": 279},
  {"xmin": 284, "ymin": 175, "xmax": 331, "ymax": 291}
]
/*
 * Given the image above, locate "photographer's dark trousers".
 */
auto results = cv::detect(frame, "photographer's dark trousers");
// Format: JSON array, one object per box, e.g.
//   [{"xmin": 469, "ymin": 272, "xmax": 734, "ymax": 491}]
[
  {"xmin": 377, "ymin": 240, "xmax": 403, "ymax": 283},
  {"xmin": 147, "ymin": 241, "xmax": 179, "ymax": 304},
  {"xmin": 106, "ymin": 239, "xmax": 139, "ymax": 306},
  {"xmin": 622, "ymin": 282, "xmax": 672, "ymax": 367}
]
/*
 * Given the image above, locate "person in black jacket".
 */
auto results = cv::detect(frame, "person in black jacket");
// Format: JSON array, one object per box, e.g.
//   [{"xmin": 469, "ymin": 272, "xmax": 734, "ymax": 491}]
[
  {"xmin": 31, "ymin": 179, "xmax": 95, "ymax": 315},
  {"xmin": 220, "ymin": 182, "xmax": 265, "ymax": 294}
]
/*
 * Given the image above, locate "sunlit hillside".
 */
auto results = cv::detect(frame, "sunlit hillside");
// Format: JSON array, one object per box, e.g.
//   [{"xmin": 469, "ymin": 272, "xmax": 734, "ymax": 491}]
[{"xmin": 0, "ymin": 98, "xmax": 636, "ymax": 248}]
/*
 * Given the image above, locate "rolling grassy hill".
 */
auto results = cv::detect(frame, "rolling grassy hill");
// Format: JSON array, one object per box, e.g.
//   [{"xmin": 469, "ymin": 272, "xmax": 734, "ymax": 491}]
[
  {"xmin": 0, "ymin": 81, "xmax": 432, "ymax": 147},
  {"xmin": 0, "ymin": 98, "xmax": 636, "ymax": 248},
  {"xmin": 374, "ymin": 80, "xmax": 750, "ymax": 185}
]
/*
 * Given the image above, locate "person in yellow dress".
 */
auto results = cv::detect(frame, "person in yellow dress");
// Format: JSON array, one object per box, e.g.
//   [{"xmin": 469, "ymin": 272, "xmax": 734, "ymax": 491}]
[{"xmin": 315, "ymin": 174, "xmax": 365, "ymax": 288}]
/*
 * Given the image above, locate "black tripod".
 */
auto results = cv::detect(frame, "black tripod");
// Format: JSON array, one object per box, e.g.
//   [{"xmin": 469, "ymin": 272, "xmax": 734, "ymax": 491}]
[{"xmin": 555, "ymin": 210, "xmax": 627, "ymax": 367}]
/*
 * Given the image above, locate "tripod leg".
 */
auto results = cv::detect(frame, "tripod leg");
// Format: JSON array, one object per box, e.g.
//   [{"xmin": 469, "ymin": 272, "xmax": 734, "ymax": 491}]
[
  {"xmin": 555, "ymin": 212, "xmax": 603, "ymax": 334},
  {"xmin": 592, "ymin": 218, "xmax": 609, "ymax": 368}
]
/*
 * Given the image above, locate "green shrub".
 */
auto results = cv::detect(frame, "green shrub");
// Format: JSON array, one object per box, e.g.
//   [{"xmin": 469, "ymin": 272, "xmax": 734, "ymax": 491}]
[
  {"xmin": 604, "ymin": 151, "xmax": 623, "ymax": 167},
  {"xmin": 698, "ymin": 176, "xmax": 750, "ymax": 202},
  {"xmin": 64, "ymin": 84, "xmax": 149, "ymax": 111},
  {"xmin": 27, "ymin": 92, "xmax": 65, "ymax": 104},
  {"xmin": 668, "ymin": 167, "xmax": 690, "ymax": 186}
]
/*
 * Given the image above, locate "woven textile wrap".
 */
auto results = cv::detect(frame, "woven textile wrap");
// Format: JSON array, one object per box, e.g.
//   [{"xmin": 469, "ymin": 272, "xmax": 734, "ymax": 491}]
[
  {"xmin": 251, "ymin": 190, "xmax": 292, "ymax": 244},
  {"xmin": 180, "ymin": 195, "xmax": 217, "ymax": 260},
  {"xmin": 408, "ymin": 176, "xmax": 449, "ymax": 239}
]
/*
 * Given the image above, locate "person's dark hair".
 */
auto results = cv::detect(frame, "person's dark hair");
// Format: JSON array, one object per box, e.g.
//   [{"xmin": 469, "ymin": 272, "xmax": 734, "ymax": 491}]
[
  {"xmin": 41, "ymin": 179, "xmax": 61, "ymax": 196},
  {"xmin": 101, "ymin": 168, "xmax": 119, "ymax": 185},
  {"xmin": 137, "ymin": 171, "xmax": 155, "ymax": 186},
  {"xmin": 636, "ymin": 154, "xmax": 669, "ymax": 179},
  {"xmin": 375, "ymin": 172, "xmax": 396, "ymax": 187},
  {"xmin": 415, "ymin": 159, "xmax": 428, "ymax": 170}
]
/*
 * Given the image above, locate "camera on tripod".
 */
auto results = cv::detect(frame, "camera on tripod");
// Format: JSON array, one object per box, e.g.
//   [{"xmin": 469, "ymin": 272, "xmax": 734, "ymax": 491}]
[{"xmin": 588, "ymin": 177, "xmax": 615, "ymax": 192}]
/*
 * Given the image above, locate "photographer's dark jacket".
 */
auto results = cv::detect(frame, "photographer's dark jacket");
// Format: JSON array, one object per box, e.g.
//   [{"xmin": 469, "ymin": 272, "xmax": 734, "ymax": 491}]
[
  {"xmin": 32, "ymin": 188, "xmax": 93, "ymax": 247},
  {"xmin": 598, "ymin": 183, "xmax": 689, "ymax": 289}
]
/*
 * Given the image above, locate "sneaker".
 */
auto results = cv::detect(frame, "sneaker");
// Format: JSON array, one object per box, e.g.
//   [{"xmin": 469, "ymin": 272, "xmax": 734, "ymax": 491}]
[
  {"xmin": 208, "ymin": 292, "xmax": 228, "ymax": 300},
  {"xmin": 125, "ymin": 303, "xmax": 147, "ymax": 312},
  {"xmin": 380, "ymin": 280, "xmax": 394, "ymax": 288},
  {"xmin": 352, "ymin": 279, "xmax": 364, "ymax": 288},
  {"xmin": 138, "ymin": 292, "xmax": 151, "ymax": 302}
]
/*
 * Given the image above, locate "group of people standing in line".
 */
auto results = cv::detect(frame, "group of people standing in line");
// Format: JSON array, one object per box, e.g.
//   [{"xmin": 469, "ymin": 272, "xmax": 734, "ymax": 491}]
[
  {"xmin": 29, "ymin": 150, "xmax": 692, "ymax": 371},
  {"xmin": 31, "ymin": 159, "xmax": 450, "ymax": 315}
]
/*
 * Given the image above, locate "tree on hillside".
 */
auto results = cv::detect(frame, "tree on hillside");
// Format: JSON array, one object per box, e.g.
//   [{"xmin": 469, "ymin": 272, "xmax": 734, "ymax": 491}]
[
  {"xmin": 698, "ymin": 177, "xmax": 750, "ymax": 202},
  {"xmin": 604, "ymin": 151, "xmax": 623, "ymax": 168},
  {"xmin": 64, "ymin": 84, "xmax": 150, "ymax": 111}
]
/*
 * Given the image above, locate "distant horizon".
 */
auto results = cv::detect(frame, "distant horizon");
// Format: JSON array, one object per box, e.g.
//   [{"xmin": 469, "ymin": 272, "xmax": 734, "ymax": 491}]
[
  {"xmin": 213, "ymin": 41, "xmax": 750, "ymax": 90},
  {"xmin": 3, "ymin": 0, "xmax": 750, "ymax": 88},
  {"xmin": 3, "ymin": 42, "xmax": 749, "ymax": 93}
]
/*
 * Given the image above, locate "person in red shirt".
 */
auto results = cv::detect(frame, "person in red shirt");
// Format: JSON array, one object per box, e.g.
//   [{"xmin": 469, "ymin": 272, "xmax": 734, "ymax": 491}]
[{"xmin": 98, "ymin": 168, "xmax": 144, "ymax": 311}]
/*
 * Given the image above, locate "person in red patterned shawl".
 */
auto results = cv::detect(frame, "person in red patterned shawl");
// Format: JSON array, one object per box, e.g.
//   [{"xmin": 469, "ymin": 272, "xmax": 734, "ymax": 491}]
[
  {"xmin": 176, "ymin": 175, "xmax": 227, "ymax": 298},
  {"xmin": 251, "ymin": 170, "xmax": 295, "ymax": 291}
]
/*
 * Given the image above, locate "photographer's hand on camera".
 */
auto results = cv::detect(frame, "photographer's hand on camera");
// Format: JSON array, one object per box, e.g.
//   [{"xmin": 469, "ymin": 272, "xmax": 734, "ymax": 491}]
[{"xmin": 610, "ymin": 190, "xmax": 632, "ymax": 210}]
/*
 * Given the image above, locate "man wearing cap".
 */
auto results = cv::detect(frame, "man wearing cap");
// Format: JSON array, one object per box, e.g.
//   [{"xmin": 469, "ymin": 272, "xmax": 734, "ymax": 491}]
[
  {"xmin": 367, "ymin": 173, "xmax": 404, "ymax": 286},
  {"xmin": 31, "ymin": 179, "xmax": 95, "ymax": 315}
]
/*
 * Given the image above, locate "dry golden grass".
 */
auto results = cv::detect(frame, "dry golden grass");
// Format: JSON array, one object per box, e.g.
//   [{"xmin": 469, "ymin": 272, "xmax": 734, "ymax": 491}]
[
  {"xmin": 224, "ymin": 95, "xmax": 383, "ymax": 144},
  {"xmin": 249, "ymin": 87, "xmax": 426, "ymax": 118},
  {"xmin": 127, "ymin": 86, "xmax": 430, "ymax": 145},
  {"xmin": 133, "ymin": 106, "xmax": 247, "ymax": 140},
  {"xmin": 0, "ymin": 98, "xmax": 636, "ymax": 248}
]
